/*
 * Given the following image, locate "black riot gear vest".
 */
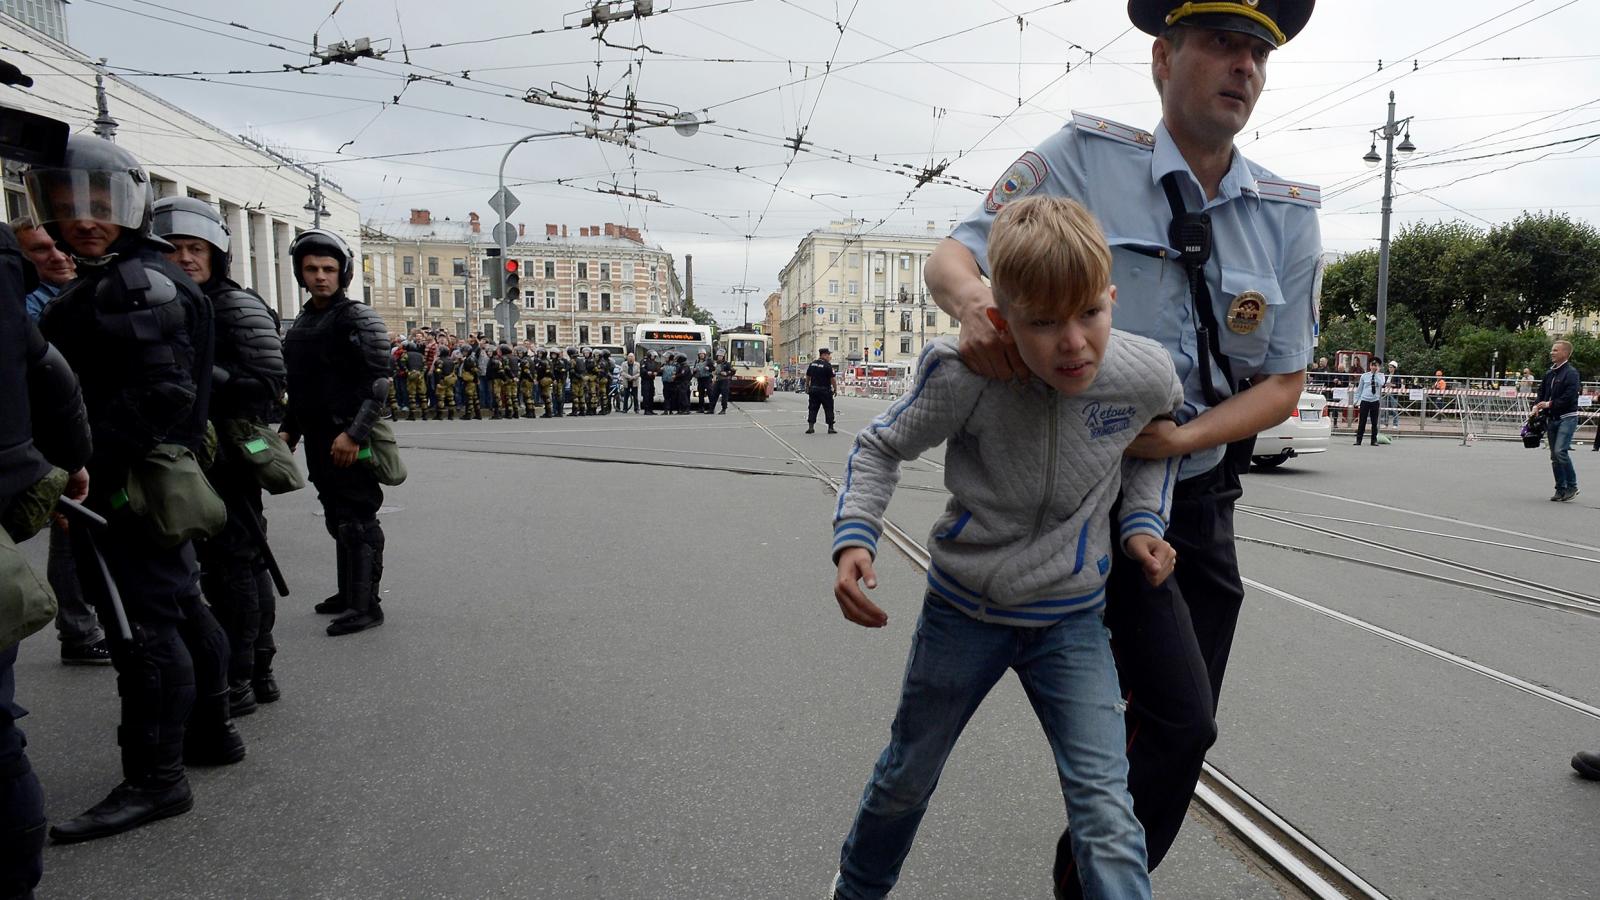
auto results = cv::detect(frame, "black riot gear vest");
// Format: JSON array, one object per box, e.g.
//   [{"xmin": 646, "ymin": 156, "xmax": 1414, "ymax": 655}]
[
  {"xmin": 207, "ymin": 279, "xmax": 285, "ymax": 422},
  {"xmin": 282, "ymin": 293, "xmax": 391, "ymax": 441}
]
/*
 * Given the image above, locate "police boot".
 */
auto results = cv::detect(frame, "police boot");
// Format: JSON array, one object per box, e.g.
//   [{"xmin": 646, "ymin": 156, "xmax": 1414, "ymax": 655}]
[
  {"xmin": 48, "ymin": 769, "xmax": 193, "ymax": 845},
  {"xmin": 314, "ymin": 533, "xmax": 350, "ymax": 614},
  {"xmin": 183, "ymin": 690, "xmax": 246, "ymax": 767},
  {"xmin": 447, "ymin": 407, "xmax": 456, "ymax": 421},
  {"xmin": 253, "ymin": 641, "xmax": 280, "ymax": 706},
  {"xmin": 491, "ymin": 408, "xmax": 502, "ymax": 420},
  {"xmin": 228, "ymin": 678, "xmax": 257, "ymax": 718},
  {"xmin": 328, "ymin": 522, "xmax": 383, "ymax": 637},
  {"xmin": 406, "ymin": 406, "xmax": 417, "ymax": 421}
]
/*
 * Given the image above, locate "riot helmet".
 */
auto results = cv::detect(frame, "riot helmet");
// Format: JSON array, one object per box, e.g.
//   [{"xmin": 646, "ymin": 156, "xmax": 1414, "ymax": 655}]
[
  {"xmin": 288, "ymin": 228, "xmax": 354, "ymax": 289},
  {"xmin": 581, "ymin": 345, "xmax": 593, "ymax": 356},
  {"xmin": 152, "ymin": 195, "xmax": 230, "ymax": 279},
  {"xmin": 24, "ymin": 133, "xmax": 155, "ymax": 251}
]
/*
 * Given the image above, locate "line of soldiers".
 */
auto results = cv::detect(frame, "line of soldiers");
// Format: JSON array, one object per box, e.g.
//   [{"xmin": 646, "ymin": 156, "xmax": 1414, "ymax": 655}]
[{"xmin": 392, "ymin": 340, "xmax": 626, "ymax": 419}]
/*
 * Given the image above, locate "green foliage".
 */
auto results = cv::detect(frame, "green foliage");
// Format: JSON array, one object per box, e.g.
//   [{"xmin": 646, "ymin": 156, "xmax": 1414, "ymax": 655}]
[
  {"xmin": 1383, "ymin": 221, "xmax": 1487, "ymax": 347},
  {"xmin": 1319, "ymin": 249, "xmax": 1377, "ymax": 320},
  {"xmin": 1481, "ymin": 212, "xmax": 1600, "ymax": 330}
]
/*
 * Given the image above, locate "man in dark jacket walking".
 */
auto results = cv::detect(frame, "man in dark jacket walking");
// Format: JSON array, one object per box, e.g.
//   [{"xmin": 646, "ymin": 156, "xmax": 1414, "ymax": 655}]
[{"xmin": 1534, "ymin": 339, "xmax": 1580, "ymax": 501}]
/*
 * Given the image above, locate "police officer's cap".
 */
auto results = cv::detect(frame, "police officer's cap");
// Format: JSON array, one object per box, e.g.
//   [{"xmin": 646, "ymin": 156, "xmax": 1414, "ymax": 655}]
[
  {"xmin": 1129, "ymin": 0, "xmax": 1313, "ymax": 48},
  {"xmin": 818, "ymin": 347, "xmax": 831, "ymax": 355}
]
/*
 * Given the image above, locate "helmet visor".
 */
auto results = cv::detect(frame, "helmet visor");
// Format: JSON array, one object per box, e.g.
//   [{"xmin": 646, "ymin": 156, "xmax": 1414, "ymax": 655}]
[
  {"xmin": 24, "ymin": 167, "xmax": 146, "ymax": 230},
  {"xmin": 152, "ymin": 205, "xmax": 229, "ymax": 254}
]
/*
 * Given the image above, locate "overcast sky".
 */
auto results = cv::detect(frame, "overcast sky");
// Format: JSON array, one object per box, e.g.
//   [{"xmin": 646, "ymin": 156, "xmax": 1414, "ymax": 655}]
[{"xmin": 60, "ymin": 0, "xmax": 1600, "ymax": 325}]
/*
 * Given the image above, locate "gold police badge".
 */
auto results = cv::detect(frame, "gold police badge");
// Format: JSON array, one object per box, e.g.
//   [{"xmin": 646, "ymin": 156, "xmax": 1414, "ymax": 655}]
[{"xmin": 1227, "ymin": 291, "xmax": 1266, "ymax": 335}]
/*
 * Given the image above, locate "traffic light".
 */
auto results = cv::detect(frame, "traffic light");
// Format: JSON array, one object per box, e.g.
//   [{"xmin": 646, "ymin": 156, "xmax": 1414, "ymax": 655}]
[
  {"xmin": 503, "ymin": 259, "xmax": 520, "ymax": 302},
  {"xmin": 482, "ymin": 248, "xmax": 503, "ymax": 299}
]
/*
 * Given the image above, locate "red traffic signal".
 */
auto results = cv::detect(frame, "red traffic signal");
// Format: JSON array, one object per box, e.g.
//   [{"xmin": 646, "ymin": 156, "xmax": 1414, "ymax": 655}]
[{"xmin": 505, "ymin": 259, "xmax": 519, "ymax": 274}]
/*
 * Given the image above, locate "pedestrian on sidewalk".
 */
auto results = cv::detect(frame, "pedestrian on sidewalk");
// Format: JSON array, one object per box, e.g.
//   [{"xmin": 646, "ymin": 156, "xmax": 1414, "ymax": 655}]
[{"xmin": 1354, "ymin": 358, "xmax": 1385, "ymax": 446}]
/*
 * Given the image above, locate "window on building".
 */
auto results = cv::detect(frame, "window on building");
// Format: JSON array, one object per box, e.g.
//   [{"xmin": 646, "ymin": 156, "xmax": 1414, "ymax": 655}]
[
  {"xmin": 402, "ymin": 256, "xmax": 414, "ymax": 275},
  {"xmin": 848, "ymin": 281, "xmax": 859, "ymax": 295},
  {"xmin": 848, "ymin": 308, "xmax": 861, "ymax": 325},
  {"xmin": 405, "ymin": 320, "xmax": 417, "ymax": 333},
  {"xmin": 545, "ymin": 289, "xmax": 558, "ymax": 310},
  {"xmin": 600, "ymin": 292, "xmax": 612, "ymax": 312},
  {"xmin": 650, "ymin": 263, "xmax": 658, "ymax": 282},
  {"xmin": 900, "ymin": 311, "xmax": 913, "ymax": 331},
  {"xmin": 949, "ymin": 314, "xmax": 960, "ymax": 328},
  {"xmin": 524, "ymin": 291, "xmax": 537, "ymax": 309},
  {"xmin": 848, "ymin": 337, "xmax": 859, "ymax": 353},
  {"xmin": 900, "ymin": 337, "xmax": 912, "ymax": 354},
  {"xmin": 899, "ymin": 255, "xmax": 910, "ymax": 270},
  {"xmin": 601, "ymin": 325, "xmax": 613, "ymax": 344},
  {"xmin": 545, "ymin": 324, "xmax": 558, "ymax": 345},
  {"xmin": 544, "ymin": 260, "xmax": 555, "ymax": 279},
  {"xmin": 453, "ymin": 258, "xmax": 466, "ymax": 277},
  {"xmin": 526, "ymin": 325, "xmax": 537, "ymax": 342},
  {"xmin": 828, "ymin": 280, "xmax": 839, "ymax": 295},
  {"xmin": 577, "ymin": 262, "xmax": 588, "ymax": 280},
  {"xmin": 925, "ymin": 310, "xmax": 937, "ymax": 327},
  {"xmin": 579, "ymin": 325, "xmax": 590, "ymax": 345},
  {"xmin": 578, "ymin": 291, "xmax": 589, "ymax": 311},
  {"xmin": 403, "ymin": 287, "xmax": 416, "ymax": 307},
  {"xmin": 623, "ymin": 261, "xmax": 634, "ymax": 280},
  {"xmin": 362, "ymin": 254, "xmax": 372, "ymax": 275},
  {"xmin": 428, "ymin": 288, "xmax": 441, "ymax": 308},
  {"xmin": 873, "ymin": 309, "xmax": 884, "ymax": 326},
  {"xmin": 456, "ymin": 321, "xmax": 468, "ymax": 340},
  {"xmin": 650, "ymin": 292, "xmax": 660, "ymax": 313},
  {"xmin": 483, "ymin": 293, "xmax": 494, "ymax": 309},
  {"xmin": 454, "ymin": 288, "xmax": 465, "ymax": 309},
  {"xmin": 427, "ymin": 257, "xmax": 439, "ymax": 276},
  {"xmin": 600, "ymin": 262, "xmax": 610, "ymax": 281},
  {"xmin": 828, "ymin": 310, "xmax": 839, "ymax": 324}
]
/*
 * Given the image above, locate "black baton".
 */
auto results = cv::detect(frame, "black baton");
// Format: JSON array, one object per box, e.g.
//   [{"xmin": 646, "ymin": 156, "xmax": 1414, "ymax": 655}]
[
  {"xmin": 56, "ymin": 496, "xmax": 133, "ymax": 642},
  {"xmin": 238, "ymin": 507, "xmax": 290, "ymax": 597}
]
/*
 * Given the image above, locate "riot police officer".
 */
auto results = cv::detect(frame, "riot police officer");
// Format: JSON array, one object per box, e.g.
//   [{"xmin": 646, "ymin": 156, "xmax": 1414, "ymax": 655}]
[
  {"xmin": 596, "ymin": 349, "xmax": 614, "ymax": 414},
  {"xmin": 550, "ymin": 348, "xmax": 571, "ymax": 417},
  {"xmin": 154, "ymin": 196, "xmax": 288, "ymax": 716},
  {"xmin": 456, "ymin": 348, "xmax": 482, "ymax": 420},
  {"xmin": 279, "ymin": 229, "xmax": 392, "ymax": 637},
  {"xmin": 534, "ymin": 349, "xmax": 555, "ymax": 418},
  {"xmin": 640, "ymin": 350, "xmax": 659, "ymax": 414},
  {"xmin": 693, "ymin": 350, "xmax": 714, "ymax": 412},
  {"xmin": 570, "ymin": 346, "xmax": 592, "ymax": 415},
  {"xmin": 0, "ymin": 219, "xmax": 93, "ymax": 897},
  {"xmin": 711, "ymin": 350, "xmax": 735, "ymax": 414},
  {"xmin": 401, "ymin": 333, "xmax": 427, "ymax": 420},
  {"xmin": 30, "ymin": 134, "xmax": 242, "ymax": 843},
  {"xmin": 804, "ymin": 348, "xmax": 837, "ymax": 433}
]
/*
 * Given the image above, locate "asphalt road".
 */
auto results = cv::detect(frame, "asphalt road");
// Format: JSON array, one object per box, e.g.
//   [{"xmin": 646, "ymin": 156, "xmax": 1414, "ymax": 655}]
[{"xmin": 13, "ymin": 390, "xmax": 1599, "ymax": 899}]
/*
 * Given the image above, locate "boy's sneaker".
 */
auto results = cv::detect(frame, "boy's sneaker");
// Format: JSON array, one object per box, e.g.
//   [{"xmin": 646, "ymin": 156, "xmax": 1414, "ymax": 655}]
[
  {"xmin": 1560, "ymin": 488, "xmax": 1579, "ymax": 502},
  {"xmin": 61, "ymin": 640, "xmax": 112, "ymax": 666}
]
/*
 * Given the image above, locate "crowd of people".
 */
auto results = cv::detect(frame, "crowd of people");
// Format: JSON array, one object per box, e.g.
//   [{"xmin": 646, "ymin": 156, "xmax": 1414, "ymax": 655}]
[
  {"xmin": 3, "ymin": 129, "xmax": 401, "ymax": 898},
  {"xmin": 386, "ymin": 334, "xmax": 741, "ymax": 418}
]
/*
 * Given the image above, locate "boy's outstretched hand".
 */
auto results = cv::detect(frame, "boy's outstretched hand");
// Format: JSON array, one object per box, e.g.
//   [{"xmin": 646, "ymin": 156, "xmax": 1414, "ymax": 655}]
[
  {"xmin": 834, "ymin": 547, "xmax": 888, "ymax": 628},
  {"xmin": 1124, "ymin": 534, "xmax": 1177, "ymax": 587}
]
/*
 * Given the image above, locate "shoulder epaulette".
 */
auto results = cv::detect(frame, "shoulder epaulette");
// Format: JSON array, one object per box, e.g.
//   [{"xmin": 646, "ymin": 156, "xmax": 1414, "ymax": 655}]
[
  {"xmin": 1071, "ymin": 111, "xmax": 1156, "ymax": 151},
  {"xmin": 1256, "ymin": 178, "xmax": 1321, "ymax": 209}
]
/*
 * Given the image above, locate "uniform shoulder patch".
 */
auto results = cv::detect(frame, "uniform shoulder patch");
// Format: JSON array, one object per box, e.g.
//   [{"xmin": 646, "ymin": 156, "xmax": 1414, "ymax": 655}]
[
  {"xmin": 1071, "ymin": 111, "xmax": 1157, "ymax": 151},
  {"xmin": 1256, "ymin": 178, "xmax": 1321, "ymax": 208},
  {"xmin": 983, "ymin": 151, "xmax": 1049, "ymax": 213}
]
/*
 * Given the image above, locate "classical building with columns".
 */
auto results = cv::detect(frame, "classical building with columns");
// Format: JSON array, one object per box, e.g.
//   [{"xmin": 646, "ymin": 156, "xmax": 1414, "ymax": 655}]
[
  {"xmin": 362, "ymin": 212, "xmax": 683, "ymax": 347},
  {"xmin": 775, "ymin": 219, "xmax": 962, "ymax": 374},
  {"xmin": 0, "ymin": 8, "xmax": 359, "ymax": 320}
]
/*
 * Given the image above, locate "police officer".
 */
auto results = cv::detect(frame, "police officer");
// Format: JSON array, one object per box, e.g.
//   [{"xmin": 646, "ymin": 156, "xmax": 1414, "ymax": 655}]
[
  {"xmin": 711, "ymin": 350, "xmax": 735, "ymax": 414},
  {"xmin": 0, "ymin": 219, "xmax": 93, "ymax": 898},
  {"xmin": 401, "ymin": 333, "xmax": 427, "ymax": 420},
  {"xmin": 693, "ymin": 350, "xmax": 714, "ymax": 412},
  {"xmin": 30, "ymin": 134, "xmax": 243, "ymax": 843},
  {"xmin": 570, "ymin": 346, "xmax": 592, "ymax": 415},
  {"xmin": 154, "ymin": 196, "xmax": 288, "ymax": 716},
  {"xmin": 640, "ymin": 350, "xmax": 659, "ymax": 414},
  {"xmin": 456, "ymin": 347, "xmax": 482, "ymax": 420},
  {"xmin": 550, "ymin": 347, "xmax": 571, "ymax": 417},
  {"xmin": 517, "ymin": 346, "xmax": 537, "ymax": 417},
  {"xmin": 279, "ymin": 229, "xmax": 392, "ymax": 637},
  {"xmin": 596, "ymin": 350, "xmax": 614, "ymax": 414},
  {"xmin": 804, "ymin": 348, "xmax": 837, "ymax": 434},
  {"xmin": 533, "ymin": 349, "xmax": 554, "ymax": 418},
  {"xmin": 925, "ymin": 2, "xmax": 1319, "ymax": 894},
  {"xmin": 431, "ymin": 347, "xmax": 457, "ymax": 420}
]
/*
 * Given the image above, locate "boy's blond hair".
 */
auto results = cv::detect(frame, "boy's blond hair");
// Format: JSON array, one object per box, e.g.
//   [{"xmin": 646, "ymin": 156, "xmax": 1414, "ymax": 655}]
[{"xmin": 987, "ymin": 195, "xmax": 1111, "ymax": 319}]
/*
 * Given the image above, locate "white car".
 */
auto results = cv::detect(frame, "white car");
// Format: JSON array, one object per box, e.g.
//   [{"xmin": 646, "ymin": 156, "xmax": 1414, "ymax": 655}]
[{"xmin": 1251, "ymin": 390, "xmax": 1331, "ymax": 470}]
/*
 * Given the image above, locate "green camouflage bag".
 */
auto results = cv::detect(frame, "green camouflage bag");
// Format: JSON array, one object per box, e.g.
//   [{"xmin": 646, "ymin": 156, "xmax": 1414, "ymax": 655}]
[
  {"xmin": 120, "ymin": 442, "xmax": 227, "ymax": 548},
  {"xmin": 359, "ymin": 419, "xmax": 407, "ymax": 486},
  {"xmin": 0, "ymin": 467, "xmax": 68, "ymax": 544},
  {"xmin": 0, "ymin": 527, "xmax": 56, "ymax": 651}
]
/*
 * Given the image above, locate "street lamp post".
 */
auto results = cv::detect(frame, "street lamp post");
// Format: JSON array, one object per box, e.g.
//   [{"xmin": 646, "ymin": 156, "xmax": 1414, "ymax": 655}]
[{"xmin": 1363, "ymin": 91, "xmax": 1416, "ymax": 364}]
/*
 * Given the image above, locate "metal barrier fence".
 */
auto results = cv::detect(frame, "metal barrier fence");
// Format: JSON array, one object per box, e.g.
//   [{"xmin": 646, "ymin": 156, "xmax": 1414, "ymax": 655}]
[{"xmin": 1311, "ymin": 373, "xmax": 1600, "ymax": 443}]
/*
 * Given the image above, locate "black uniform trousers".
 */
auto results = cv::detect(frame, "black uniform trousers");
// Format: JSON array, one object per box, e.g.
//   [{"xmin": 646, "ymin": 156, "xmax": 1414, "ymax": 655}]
[
  {"xmin": 198, "ymin": 458, "xmax": 275, "ymax": 686},
  {"xmin": 0, "ymin": 644, "xmax": 45, "ymax": 899},
  {"xmin": 641, "ymin": 378, "xmax": 655, "ymax": 411},
  {"xmin": 1055, "ymin": 463, "xmax": 1245, "ymax": 897},
  {"xmin": 1355, "ymin": 399, "xmax": 1380, "ymax": 445},
  {"xmin": 807, "ymin": 387, "xmax": 835, "ymax": 426},
  {"xmin": 303, "ymin": 430, "xmax": 385, "ymax": 613},
  {"xmin": 712, "ymin": 379, "xmax": 732, "ymax": 412},
  {"xmin": 69, "ymin": 520, "xmax": 227, "ymax": 788}
]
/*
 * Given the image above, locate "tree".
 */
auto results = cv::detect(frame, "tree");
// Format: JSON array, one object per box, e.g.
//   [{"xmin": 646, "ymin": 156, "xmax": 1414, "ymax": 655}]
[
  {"xmin": 1383, "ymin": 221, "xmax": 1486, "ymax": 348},
  {"xmin": 1481, "ymin": 212, "xmax": 1600, "ymax": 331},
  {"xmin": 1319, "ymin": 249, "xmax": 1377, "ymax": 321}
]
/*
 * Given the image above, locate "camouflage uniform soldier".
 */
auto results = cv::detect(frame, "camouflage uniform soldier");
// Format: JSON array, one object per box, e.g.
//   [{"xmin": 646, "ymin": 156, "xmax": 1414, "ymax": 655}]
[
  {"xmin": 571, "ymin": 347, "xmax": 592, "ymax": 416},
  {"xmin": 431, "ymin": 352, "xmax": 457, "ymax": 420},
  {"xmin": 550, "ymin": 349, "xmax": 571, "ymax": 417},
  {"xmin": 402, "ymin": 335, "xmax": 427, "ymax": 420},
  {"xmin": 517, "ymin": 349, "xmax": 537, "ymax": 417},
  {"xmin": 595, "ymin": 350, "xmax": 614, "ymax": 414},
  {"xmin": 456, "ymin": 351, "xmax": 482, "ymax": 419},
  {"xmin": 536, "ymin": 349, "xmax": 556, "ymax": 418}
]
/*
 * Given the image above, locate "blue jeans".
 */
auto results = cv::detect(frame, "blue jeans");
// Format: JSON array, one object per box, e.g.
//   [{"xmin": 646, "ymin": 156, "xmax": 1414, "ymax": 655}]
[
  {"xmin": 1549, "ymin": 416, "xmax": 1578, "ymax": 491},
  {"xmin": 835, "ymin": 594, "xmax": 1149, "ymax": 900}
]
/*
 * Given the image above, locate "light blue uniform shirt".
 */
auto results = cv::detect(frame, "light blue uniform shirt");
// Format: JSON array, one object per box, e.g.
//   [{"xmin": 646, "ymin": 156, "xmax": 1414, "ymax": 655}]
[
  {"xmin": 24, "ymin": 280, "xmax": 62, "ymax": 322},
  {"xmin": 1355, "ymin": 371, "xmax": 1384, "ymax": 403},
  {"xmin": 952, "ymin": 113, "xmax": 1322, "ymax": 479}
]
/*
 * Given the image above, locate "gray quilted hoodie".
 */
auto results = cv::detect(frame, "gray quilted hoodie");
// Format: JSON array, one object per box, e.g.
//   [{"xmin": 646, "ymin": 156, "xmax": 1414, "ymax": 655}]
[{"xmin": 832, "ymin": 334, "xmax": 1184, "ymax": 626}]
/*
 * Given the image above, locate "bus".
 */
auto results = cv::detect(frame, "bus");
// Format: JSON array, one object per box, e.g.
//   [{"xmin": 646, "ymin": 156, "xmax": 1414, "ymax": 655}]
[
  {"xmin": 716, "ymin": 327, "xmax": 775, "ymax": 401},
  {"xmin": 630, "ymin": 317, "xmax": 713, "ymax": 410}
]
